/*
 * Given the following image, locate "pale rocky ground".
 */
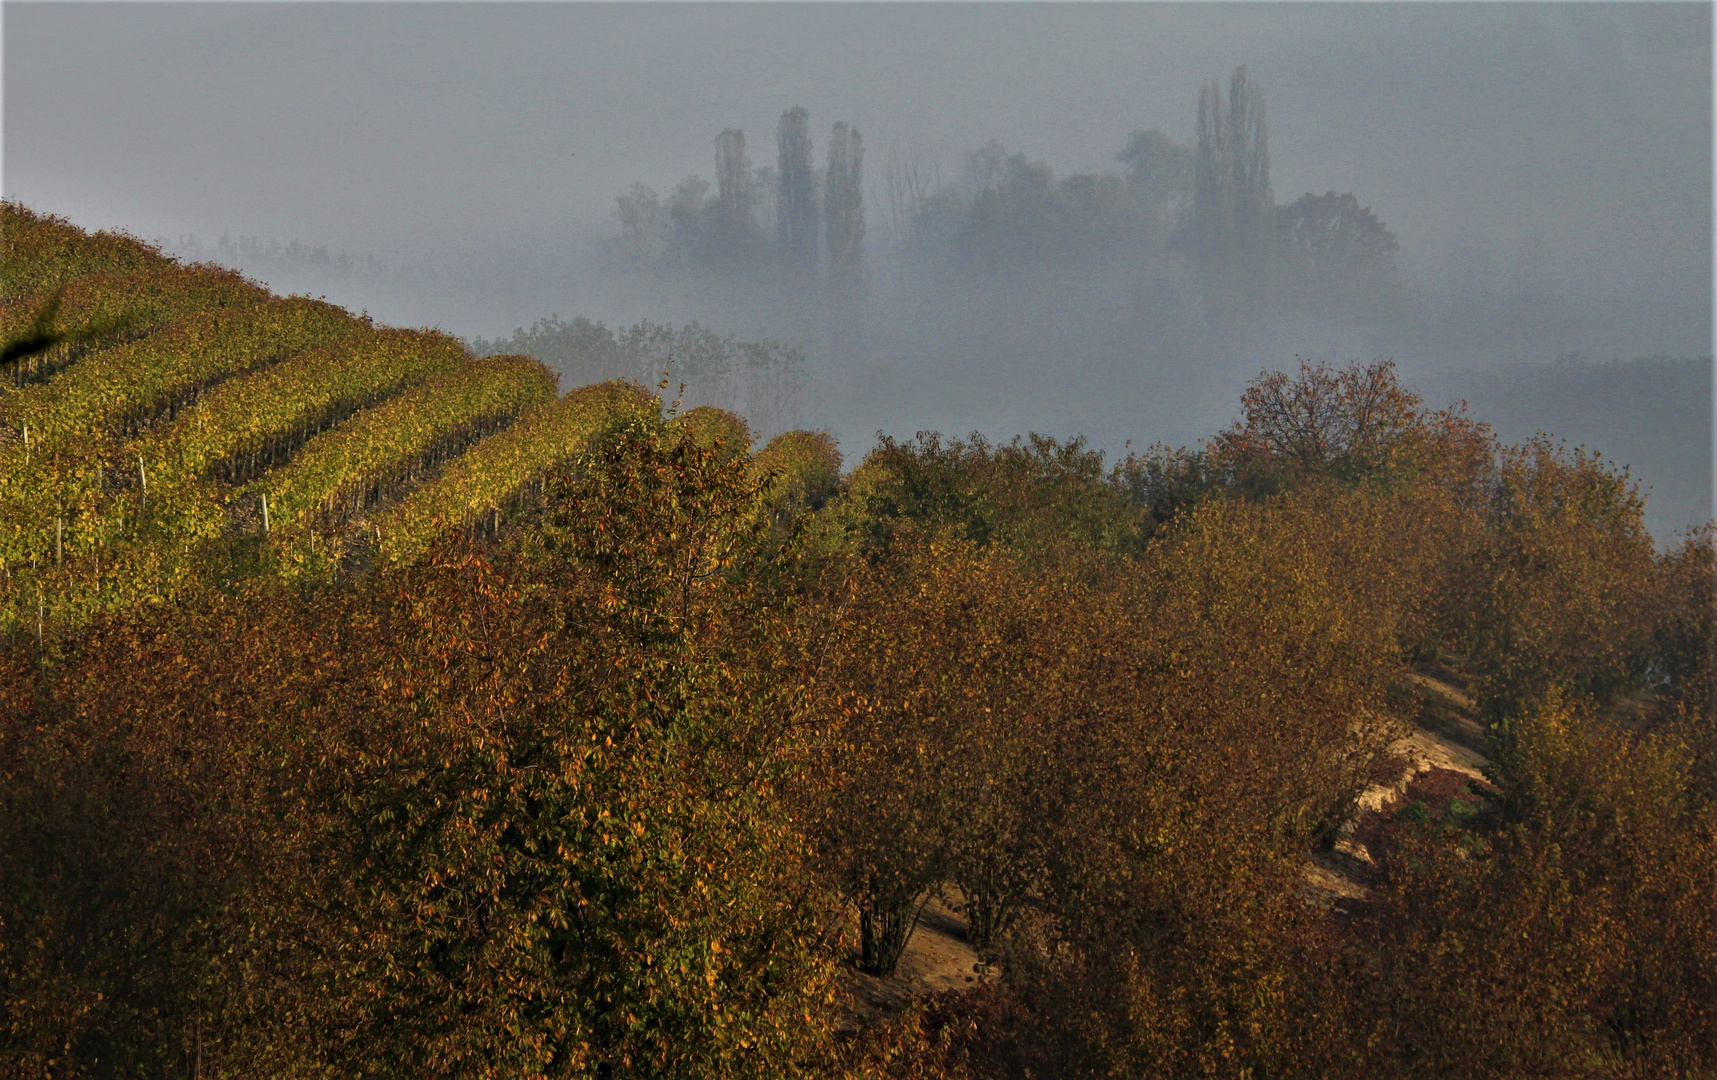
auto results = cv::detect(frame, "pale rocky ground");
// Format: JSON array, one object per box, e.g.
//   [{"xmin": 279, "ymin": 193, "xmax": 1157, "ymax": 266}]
[
  {"xmin": 840, "ymin": 665, "xmax": 1494, "ymax": 1014},
  {"xmin": 1302, "ymin": 668, "xmax": 1492, "ymax": 909},
  {"xmin": 836, "ymin": 894, "xmax": 998, "ymax": 1024}
]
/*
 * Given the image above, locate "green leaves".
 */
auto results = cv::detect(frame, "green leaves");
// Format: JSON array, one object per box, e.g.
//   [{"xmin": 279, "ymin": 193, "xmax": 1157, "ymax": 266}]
[
  {"xmin": 374, "ymin": 380, "xmax": 655, "ymax": 566},
  {"xmin": 261, "ymin": 354, "xmax": 556, "ymax": 533}
]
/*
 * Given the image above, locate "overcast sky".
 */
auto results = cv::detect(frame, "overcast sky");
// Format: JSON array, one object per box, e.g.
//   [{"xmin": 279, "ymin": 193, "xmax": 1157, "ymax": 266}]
[{"xmin": 5, "ymin": 3, "xmax": 1711, "ymax": 307}]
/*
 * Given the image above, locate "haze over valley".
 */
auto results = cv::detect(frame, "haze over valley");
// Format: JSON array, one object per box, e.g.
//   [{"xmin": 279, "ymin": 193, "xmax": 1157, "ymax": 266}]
[{"xmin": 8, "ymin": 2, "xmax": 1708, "ymax": 536}]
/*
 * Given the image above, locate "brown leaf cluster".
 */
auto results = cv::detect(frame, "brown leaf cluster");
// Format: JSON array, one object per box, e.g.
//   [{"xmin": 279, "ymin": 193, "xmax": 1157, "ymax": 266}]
[{"xmin": 2, "ymin": 357, "xmax": 1711, "ymax": 1079}]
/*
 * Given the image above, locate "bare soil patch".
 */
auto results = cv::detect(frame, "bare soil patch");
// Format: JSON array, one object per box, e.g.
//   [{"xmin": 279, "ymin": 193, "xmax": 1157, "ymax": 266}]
[{"xmin": 835, "ymin": 893, "xmax": 998, "ymax": 1026}]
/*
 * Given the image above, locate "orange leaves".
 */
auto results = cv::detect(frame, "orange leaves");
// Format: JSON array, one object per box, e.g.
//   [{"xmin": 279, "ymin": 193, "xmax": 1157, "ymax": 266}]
[{"xmin": 1218, "ymin": 358, "xmax": 1424, "ymax": 481}]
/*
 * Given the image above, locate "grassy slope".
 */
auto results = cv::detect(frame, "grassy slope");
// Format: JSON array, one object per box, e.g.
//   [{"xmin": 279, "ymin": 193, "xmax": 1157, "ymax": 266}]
[
  {"xmin": 0, "ymin": 203, "xmax": 834, "ymax": 637},
  {"xmin": 0, "ymin": 206, "xmax": 567, "ymax": 634}
]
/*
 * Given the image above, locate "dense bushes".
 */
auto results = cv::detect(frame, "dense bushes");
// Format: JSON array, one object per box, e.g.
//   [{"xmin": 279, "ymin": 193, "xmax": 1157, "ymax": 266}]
[
  {"xmin": 1318, "ymin": 691, "xmax": 1717, "ymax": 1078},
  {"xmin": 2, "ymin": 357, "xmax": 1711, "ymax": 1077},
  {"xmin": 1, "ymin": 412, "xmax": 842, "ymax": 1076}
]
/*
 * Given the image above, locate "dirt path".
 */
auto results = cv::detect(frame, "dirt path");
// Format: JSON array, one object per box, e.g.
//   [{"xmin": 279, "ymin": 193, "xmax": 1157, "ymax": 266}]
[
  {"xmin": 1302, "ymin": 668, "xmax": 1493, "ymax": 908},
  {"xmin": 835, "ymin": 894, "xmax": 998, "ymax": 1024},
  {"xmin": 840, "ymin": 669, "xmax": 1495, "ymax": 1013}
]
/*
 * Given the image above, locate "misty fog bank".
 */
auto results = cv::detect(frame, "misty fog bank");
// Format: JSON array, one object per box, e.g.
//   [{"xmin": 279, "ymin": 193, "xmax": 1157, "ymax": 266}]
[
  {"xmin": 12, "ymin": 2, "xmax": 1708, "ymax": 539},
  {"xmin": 160, "ymin": 219, "xmax": 1708, "ymax": 544}
]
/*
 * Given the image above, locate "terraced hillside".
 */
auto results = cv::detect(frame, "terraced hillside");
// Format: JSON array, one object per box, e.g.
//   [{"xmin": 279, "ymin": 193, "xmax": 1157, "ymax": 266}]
[{"xmin": 0, "ymin": 203, "xmax": 837, "ymax": 638}]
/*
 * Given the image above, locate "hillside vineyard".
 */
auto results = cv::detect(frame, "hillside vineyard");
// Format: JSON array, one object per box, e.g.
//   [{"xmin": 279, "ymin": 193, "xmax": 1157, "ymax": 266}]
[{"xmin": 1, "ymin": 203, "xmax": 1712, "ymax": 1078}]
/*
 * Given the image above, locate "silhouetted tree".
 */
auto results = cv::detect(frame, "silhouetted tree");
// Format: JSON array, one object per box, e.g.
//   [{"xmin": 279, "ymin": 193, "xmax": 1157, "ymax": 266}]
[
  {"xmin": 666, "ymin": 175, "xmax": 712, "ymax": 261},
  {"xmin": 882, "ymin": 143, "xmax": 938, "ymax": 252},
  {"xmin": 1277, "ymin": 191, "xmax": 1401, "ymax": 317},
  {"xmin": 1117, "ymin": 129, "xmax": 1194, "ymax": 247},
  {"xmin": 777, "ymin": 107, "xmax": 818, "ymax": 278},
  {"xmin": 714, "ymin": 128, "xmax": 756, "ymax": 258},
  {"xmin": 612, "ymin": 182, "xmax": 664, "ymax": 263},
  {"xmin": 901, "ymin": 141, "xmax": 1142, "ymax": 267},
  {"xmin": 1194, "ymin": 65, "xmax": 1275, "ymax": 322},
  {"xmin": 825, "ymin": 122, "xmax": 865, "ymax": 281}
]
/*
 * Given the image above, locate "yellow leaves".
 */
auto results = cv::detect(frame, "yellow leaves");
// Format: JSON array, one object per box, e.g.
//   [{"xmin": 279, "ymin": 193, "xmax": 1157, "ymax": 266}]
[
  {"xmin": 150, "ymin": 327, "xmax": 469, "ymax": 484},
  {"xmin": 8, "ymin": 294, "xmax": 359, "ymax": 447},
  {"xmin": 375, "ymin": 380, "xmax": 652, "ymax": 565},
  {"xmin": 263, "ymin": 355, "xmax": 555, "ymax": 535}
]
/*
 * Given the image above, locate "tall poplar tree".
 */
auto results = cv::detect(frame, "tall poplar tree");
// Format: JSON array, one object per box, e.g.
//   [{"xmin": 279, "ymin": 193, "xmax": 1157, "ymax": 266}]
[
  {"xmin": 713, "ymin": 128, "xmax": 755, "ymax": 263},
  {"xmin": 1194, "ymin": 65, "xmax": 1275, "ymax": 322},
  {"xmin": 824, "ymin": 122, "xmax": 865, "ymax": 282},
  {"xmin": 776, "ymin": 107, "xmax": 817, "ymax": 277}
]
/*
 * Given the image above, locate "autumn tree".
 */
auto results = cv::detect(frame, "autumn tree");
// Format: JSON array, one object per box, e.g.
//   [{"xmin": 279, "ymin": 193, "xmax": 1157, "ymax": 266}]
[
  {"xmin": 1650, "ymin": 525, "xmax": 1715, "ymax": 732},
  {"xmin": 1455, "ymin": 436, "xmax": 1658, "ymax": 720},
  {"xmin": 996, "ymin": 487, "xmax": 1415, "ymax": 1077},
  {"xmin": 791, "ymin": 529, "xmax": 1065, "ymax": 973},
  {"xmin": 831, "ymin": 431, "xmax": 1142, "ymax": 565},
  {"xmin": 1318, "ymin": 691, "xmax": 1717, "ymax": 1078},
  {"xmin": 0, "ymin": 408, "xmax": 849, "ymax": 1077},
  {"xmin": 1214, "ymin": 358, "xmax": 1432, "ymax": 491}
]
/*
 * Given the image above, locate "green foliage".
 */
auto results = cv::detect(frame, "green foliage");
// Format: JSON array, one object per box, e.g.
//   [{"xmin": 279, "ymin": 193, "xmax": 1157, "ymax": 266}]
[
  {"xmin": 4, "ymin": 296, "xmax": 361, "ymax": 446},
  {"xmin": 2, "ymin": 267, "xmax": 273, "ymax": 388},
  {"xmin": 672, "ymin": 405, "xmax": 752, "ymax": 459},
  {"xmin": 260, "ymin": 353, "xmax": 556, "ymax": 533},
  {"xmin": 148, "ymin": 327, "xmax": 470, "ymax": 487},
  {"xmin": 751, "ymin": 429, "xmax": 842, "ymax": 540},
  {"xmin": 374, "ymin": 380, "xmax": 655, "ymax": 566},
  {"xmin": 0, "ymin": 210, "xmax": 527, "ymax": 638},
  {"xmin": 1, "ymin": 201, "xmax": 172, "ymax": 299},
  {"xmin": 1108, "ymin": 440, "xmax": 1227, "ymax": 533}
]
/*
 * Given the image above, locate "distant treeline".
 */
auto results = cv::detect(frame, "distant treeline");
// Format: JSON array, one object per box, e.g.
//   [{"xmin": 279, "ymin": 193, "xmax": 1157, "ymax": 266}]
[
  {"xmin": 607, "ymin": 111, "xmax": 866, "ymax": 283},
  {"xmin": 470, "ymin": 316, "xmax": 812, "ymax": 436},
  {"xmin": 608, "ymin": 66, "xmax": 1402, "ymax": 328},
  {"xmin": 154, "ymin": 233, "xmax": 390, "ymax": 284}
]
